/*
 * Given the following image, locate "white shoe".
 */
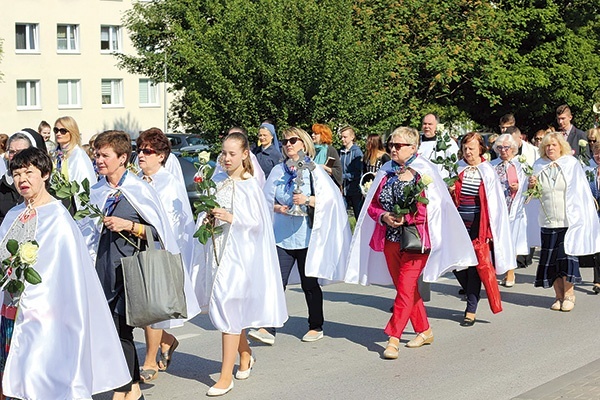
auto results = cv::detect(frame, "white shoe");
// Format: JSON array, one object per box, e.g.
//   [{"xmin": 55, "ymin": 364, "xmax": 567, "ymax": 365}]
[
  {"xmin": 301, "ymin": 330, "xmax": 324, "ymax": 342},
  {"xmin": 207, "ymin": 381, "xmax": 233, "ymax": 397},
  {"xmin": 247, "ymin": 329, "xmax": 275, "ymax": 345},
  {"xmin": 235, "ymin": 356, "xmax": 255, "ymax": 380}
]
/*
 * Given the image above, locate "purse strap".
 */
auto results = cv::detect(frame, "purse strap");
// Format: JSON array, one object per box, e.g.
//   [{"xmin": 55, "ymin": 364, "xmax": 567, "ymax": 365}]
[{"xmin": 144, "ymin": 225, "xmax": 158, "ymax": 251}]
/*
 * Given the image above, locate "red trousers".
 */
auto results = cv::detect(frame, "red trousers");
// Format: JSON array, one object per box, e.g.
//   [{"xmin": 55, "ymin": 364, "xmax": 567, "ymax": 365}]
[{"xmin": 383, "ymin": 241, "xmax": 430, "ymax": 338}]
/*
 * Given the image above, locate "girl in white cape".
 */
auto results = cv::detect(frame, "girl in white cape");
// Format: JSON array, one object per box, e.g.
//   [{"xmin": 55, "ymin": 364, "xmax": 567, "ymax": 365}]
[{"xmin": 191, "ymin": 132, "xmax": 287, "ymax": 397}]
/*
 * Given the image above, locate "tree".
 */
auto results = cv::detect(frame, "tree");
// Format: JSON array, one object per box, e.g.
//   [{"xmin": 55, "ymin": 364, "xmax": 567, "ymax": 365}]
[
  {"xmin": 119, "ymin": 0, "xmax": 375, "ymax": 142},
  {"xmin": 119, "ymin": 0, "xmax": 600, "ymax": 142}
]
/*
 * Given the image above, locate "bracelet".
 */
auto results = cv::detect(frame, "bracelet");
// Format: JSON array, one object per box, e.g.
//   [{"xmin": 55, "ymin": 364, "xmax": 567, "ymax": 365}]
[
  {"xmin": 137, "ymin": 223, "xmax": 144, "ymax": 237},
  {"xmin": 130, "ymin": 221, "xmax": 135, "ymax": 232}
]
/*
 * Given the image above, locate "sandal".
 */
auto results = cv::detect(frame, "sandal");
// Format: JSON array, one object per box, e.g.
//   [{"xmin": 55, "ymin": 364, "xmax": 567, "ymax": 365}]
[
  {"xmin": 139, "ymin": 368, "xmax": 158, "ymax": 382},
  {"xmin": 158, "ymin": 338, "xmax": 179, "ymax": 371}
]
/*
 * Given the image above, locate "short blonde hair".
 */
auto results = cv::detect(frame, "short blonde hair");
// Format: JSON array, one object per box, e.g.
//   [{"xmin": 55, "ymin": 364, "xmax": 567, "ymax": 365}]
[
  {"xmin": 54, "ymin": 116, "xmax": 82, "ymax": 148},
  {"xmin": 282, "ymin": 127, "xmax": 315, "ymax": 159},
  {"xmin": 538, "ymin": 132, "xmax": 571, "ymax": 159},
  {"xmin": 389, "ymin": 126, "xmax": 419, "ymax": 147}
]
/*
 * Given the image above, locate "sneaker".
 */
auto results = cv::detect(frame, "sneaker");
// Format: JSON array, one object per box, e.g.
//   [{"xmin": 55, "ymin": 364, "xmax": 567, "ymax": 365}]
[
  {"xmin": 247, "ymin": 329, "xmax": 275, "ymax": 345},
  {"xmin": 301, "ymin": 330, "xmax": 324, "ymax": 342}
]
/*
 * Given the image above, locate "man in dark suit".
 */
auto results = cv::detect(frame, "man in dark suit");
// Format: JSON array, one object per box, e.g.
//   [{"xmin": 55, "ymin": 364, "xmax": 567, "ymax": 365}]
[{"xmin": 556, "ymin": 104, "xmax": 589, "ymax": 156}]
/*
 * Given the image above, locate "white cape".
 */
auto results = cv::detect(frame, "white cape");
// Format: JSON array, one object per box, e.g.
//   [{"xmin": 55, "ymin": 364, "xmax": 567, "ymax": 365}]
[
  {"xmin": 490, "ymin": 158, "xmax": 529, "ymax": 255},
  {"xmin": 531, "ymin": 155, "xmax": 600, "ymax": 255},
  {"xmin": 79, "ymin": 172, "xmax": 201, "ymax": 327},
  {"xmin": 264, "ymin": 163, "xmax": 352, "ymax": 284},
  {"xmin": 457, "ymin": 160, "xmax": 516, "ymax": 274},
  {"xmin": 141, "ymin": 167, "xmax": 202, "ymax": 328},
  {"xmin": 66, "ymin": 145, "xmax": 97, "ymax": 209},
  {"xmin": 2, "ymin": 201, "xmax": 130, "ymax": 399},
  {"xmin": 165, "ymin": 153, "xmax": 186, "ymax": 185},
  {"xmin": 345, "ymin": 157, "xmax": 477, "ymax": 285},
  {"xmin": 191, "ymin": 174, "xmax": 288, "ymax": 333}
]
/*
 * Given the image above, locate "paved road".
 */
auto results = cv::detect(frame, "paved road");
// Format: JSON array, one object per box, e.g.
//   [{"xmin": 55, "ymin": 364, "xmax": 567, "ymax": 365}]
[{"xmin": 95, "ymin": 260, "xmax": 600, "ymax": 400}]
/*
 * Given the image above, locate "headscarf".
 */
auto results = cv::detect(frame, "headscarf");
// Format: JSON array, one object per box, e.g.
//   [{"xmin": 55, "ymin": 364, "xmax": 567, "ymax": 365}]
[{"xmin": 259, "ymin": 123, "xmax": 281, "ymax": 152}]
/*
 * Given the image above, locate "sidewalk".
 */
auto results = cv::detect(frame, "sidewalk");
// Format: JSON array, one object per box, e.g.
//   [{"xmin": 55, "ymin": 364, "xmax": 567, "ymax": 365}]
[{"xmin": 514, "ymin": 358, "xmax": 600, "ymax": 400}]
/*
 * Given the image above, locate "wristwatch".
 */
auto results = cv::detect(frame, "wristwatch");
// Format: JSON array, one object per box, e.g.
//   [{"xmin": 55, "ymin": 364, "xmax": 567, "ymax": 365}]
[{"xmin": 304, "ymin": 196, "xmax": 311, "ymax": 206}]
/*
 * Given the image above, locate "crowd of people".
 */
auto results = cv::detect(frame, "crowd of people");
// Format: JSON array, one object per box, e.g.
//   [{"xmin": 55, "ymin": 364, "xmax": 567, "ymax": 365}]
[{"xmin": 0, "ymin": 103, "xmax": 599, "ymax": 398}]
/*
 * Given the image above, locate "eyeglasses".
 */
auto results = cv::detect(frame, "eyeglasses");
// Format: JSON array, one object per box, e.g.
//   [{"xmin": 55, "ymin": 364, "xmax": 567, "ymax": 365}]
[
  {"xmin": 137, "ymin": 148, "xmax": 158, "ymax": 155},
  {"xmin": 533, "ymin": 137, "xmax": 543, "ymax": 142},
  {"xmin": 281, "ymin": 137, "xmax": 301, "ymax": 146},
  {"xmin": 53, "ymin": 127, "xmax": 69, "ymax": 135},
  {"xmin": 496, "ymin": 145, "xmax": 511, "ymax": 151},
  {"xmin": 588, "ymin": 139, "xmax": 597, "ymax": 144},
  {"xmin": 388, "ymin": 142, "xmax": 413, "ymax": 150}
]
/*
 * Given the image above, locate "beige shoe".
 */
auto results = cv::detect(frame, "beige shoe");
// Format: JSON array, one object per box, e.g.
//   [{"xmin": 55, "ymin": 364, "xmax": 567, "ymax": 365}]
[
  {"xmin": 301, "ymin": 330, "xmax": 324, "ymax": 342},
  {"xmin": 561, "ymin": 296, "xmax": 575, "ymax": 312},
  {"xmin": 383, "ymin": 340, "xmax": 399, "ymax": 359},
  {"xmin": 550, "ymin": 299, "xmax": 562, "ymax": 311},
  {"xmin": 406, "ymin": 332, "xmax": 434, "ymax": 348}
]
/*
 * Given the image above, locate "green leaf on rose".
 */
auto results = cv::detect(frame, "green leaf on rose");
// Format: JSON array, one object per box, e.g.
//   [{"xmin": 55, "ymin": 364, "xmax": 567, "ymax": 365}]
[
  {"xmin": 6, "ymin": 239, "xmax": 18, "ymax": 256},
  {"xmin": 24, "ymin": 267, "xmax": 42, "ymax": 285}
]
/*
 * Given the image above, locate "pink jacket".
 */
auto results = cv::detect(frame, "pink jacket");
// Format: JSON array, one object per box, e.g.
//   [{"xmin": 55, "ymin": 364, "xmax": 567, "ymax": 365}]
[{"xmin": 367, "ymin": 175, "xmax": 430, "ymax": 252}]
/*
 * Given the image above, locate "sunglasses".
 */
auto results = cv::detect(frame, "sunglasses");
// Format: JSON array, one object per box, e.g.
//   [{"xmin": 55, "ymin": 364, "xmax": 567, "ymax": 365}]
[
  {"xmin": 281, "ymin": 137, "xmax": 301, "ymax": 146},
  {"xmin": 533, "ymin": 137, "xmax": 543, "ymax": 142},
  {"xmin": 53, "ymin": 127, "xmax": 69, "ymax": 135},
  {"xmin": 588, "ymin": 139, "xmax": 597, "ymax": 144},
  {"xmin": 388, "ymin": 142, "xmax": 412, "ymax": 150},
  {"xmin": 137, "ymin": 148, "xmax": 158, "ymax": 155}
]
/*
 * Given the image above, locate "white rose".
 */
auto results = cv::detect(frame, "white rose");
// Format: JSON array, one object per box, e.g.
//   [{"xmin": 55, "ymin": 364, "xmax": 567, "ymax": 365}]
[
  {"xmin": 19, "ymin": 242, "xmax": 39, "ymax": 265},
  {"xmin": 579, "ymin": 139, "xmax": 588, "ymax": 147},
  {"xmin": 421, "ymin": 174, "xmax": 434, "ymax": 186},
  {"xmin": 198, "ymin": 151, "xmax": 211, "ymax": 164},
  {"xmin": 518, "ymin": 155, "xmax": 527, "ymax": 164}
]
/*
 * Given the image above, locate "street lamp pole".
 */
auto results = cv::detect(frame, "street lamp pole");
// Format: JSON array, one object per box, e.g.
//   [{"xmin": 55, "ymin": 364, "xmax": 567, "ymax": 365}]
[{"xmin": 163, "ymin": 50, "xmax": 168, "ymax": 133}]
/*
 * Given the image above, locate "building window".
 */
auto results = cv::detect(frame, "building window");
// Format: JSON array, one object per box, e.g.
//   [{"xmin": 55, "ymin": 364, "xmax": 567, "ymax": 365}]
[
  {"xmin": 101, "ymin": 79, "xmax": 123, "ymax": 106},
  {"xmin": 100, "ymin": 26, "xmax": 121, "ymax": 52},
  {"xmin": 16, "ymin": 80, "xmax": 41, "ymax": 109},
  {"xmin": 139, "ymin": 79, "xmax": 159, "ymax": 106},
  {"xmin": 57, "ymin": 24, "xmax": 79, "ymax": 52},
  {"xmin": 58, "ymin": 79, "xmax": 81, "ymax": 108},
  {"xmin": 15, "ymin": 23, "xmax": 39, "ymax": 52}
]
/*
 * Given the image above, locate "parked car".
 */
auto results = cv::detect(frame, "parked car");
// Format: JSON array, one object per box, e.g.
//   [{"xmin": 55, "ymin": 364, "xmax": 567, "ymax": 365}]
[{"xmin": 166, "ymin": 133, "xmax": 207, "ymax": 151}]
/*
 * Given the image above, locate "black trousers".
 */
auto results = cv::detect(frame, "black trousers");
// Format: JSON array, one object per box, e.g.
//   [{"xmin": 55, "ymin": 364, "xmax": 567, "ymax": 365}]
[
  {"xmin": 112, "ymin": 312, "xmax": 140, "ymax": 393},
  {"xmin": 267, "ymin": 247, "xmax": 324, "ymax": 335},
  {"xmin": 344, "ymin": 192, "xmax": 364, "ymax": 220},
  {"xmin": 454, "ymin": 267, "xmax": 482, "ymax": 314},
  {"xmin": 594, "ymin": 253, "xmax": 600, "ymax": 284}
]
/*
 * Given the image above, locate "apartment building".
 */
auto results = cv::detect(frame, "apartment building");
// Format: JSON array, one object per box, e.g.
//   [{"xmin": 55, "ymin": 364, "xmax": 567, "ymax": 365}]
[{"xmin": 0, "ymin": 0, "xmax": 171, "ymax": 143}]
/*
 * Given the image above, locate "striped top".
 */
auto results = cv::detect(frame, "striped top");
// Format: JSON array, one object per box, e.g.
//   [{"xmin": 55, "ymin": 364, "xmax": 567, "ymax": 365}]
[{"xmin": 457, "ymin": 167, "xmax": 482, "ymax": 239}]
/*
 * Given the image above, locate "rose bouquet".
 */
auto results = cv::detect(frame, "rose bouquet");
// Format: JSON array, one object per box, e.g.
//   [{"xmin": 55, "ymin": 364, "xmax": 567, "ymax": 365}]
[{"xmin": 192, "ymin": 152, "xmax": 223, "ymax": 264}]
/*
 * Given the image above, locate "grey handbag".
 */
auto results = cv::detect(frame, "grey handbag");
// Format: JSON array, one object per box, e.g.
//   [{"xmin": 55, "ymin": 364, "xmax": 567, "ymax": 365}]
[{"xmin": 121, "ymin": 225, "xmax": 187, "ymax": 327}]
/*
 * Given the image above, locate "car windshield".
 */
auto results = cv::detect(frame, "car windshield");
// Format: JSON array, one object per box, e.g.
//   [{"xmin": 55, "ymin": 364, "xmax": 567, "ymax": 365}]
[{"xmin": 186, "ymin": 136, "xmax": 205, "ymax": 146}]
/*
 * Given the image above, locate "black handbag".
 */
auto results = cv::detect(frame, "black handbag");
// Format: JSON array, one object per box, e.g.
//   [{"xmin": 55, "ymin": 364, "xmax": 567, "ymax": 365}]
[
  {"xmin": 400, "ymin": 225, "xmax": 430, "ymax": 253},
  {"xmin": 121, "ymin": 226, "xmax": 188, "ymax": 327}
]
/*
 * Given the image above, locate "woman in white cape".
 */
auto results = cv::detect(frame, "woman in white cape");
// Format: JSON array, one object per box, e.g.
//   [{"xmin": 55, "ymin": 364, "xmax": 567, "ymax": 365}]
[
  {"xmin": 0, "ymin": 147, "xmax": 129, "ymax": 400},
  {"xmin": 52, "ymin": 116, "xmax": 97, "ymax": 210},
  {"xmin": 453, "ymin": 132, "xmax": 515, "ymax": 327},
  {"xmin": 346, "ymin": 127, "xmax": 477, "ymax": 359},
  {"xmin": 191, "ymin": 132, "xmax": 287, "ymax": 397},
  {"xmin": 528, "ymin": 132, "xmax": 600, "ymax": 311},
  {"xmin": 79, "ymin": 130, "xmax": 186, "ymax": 400},
  {"xmin": 490, "ymin": 133, "xmax": 530, "ymax": 286},
  {"xmin": 135, "ymin": 128, "xmax": 201, "ymax": 381},
  {"xmin": 248, "ymin": 127, "xmax": 352, "ymax": 346}
]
